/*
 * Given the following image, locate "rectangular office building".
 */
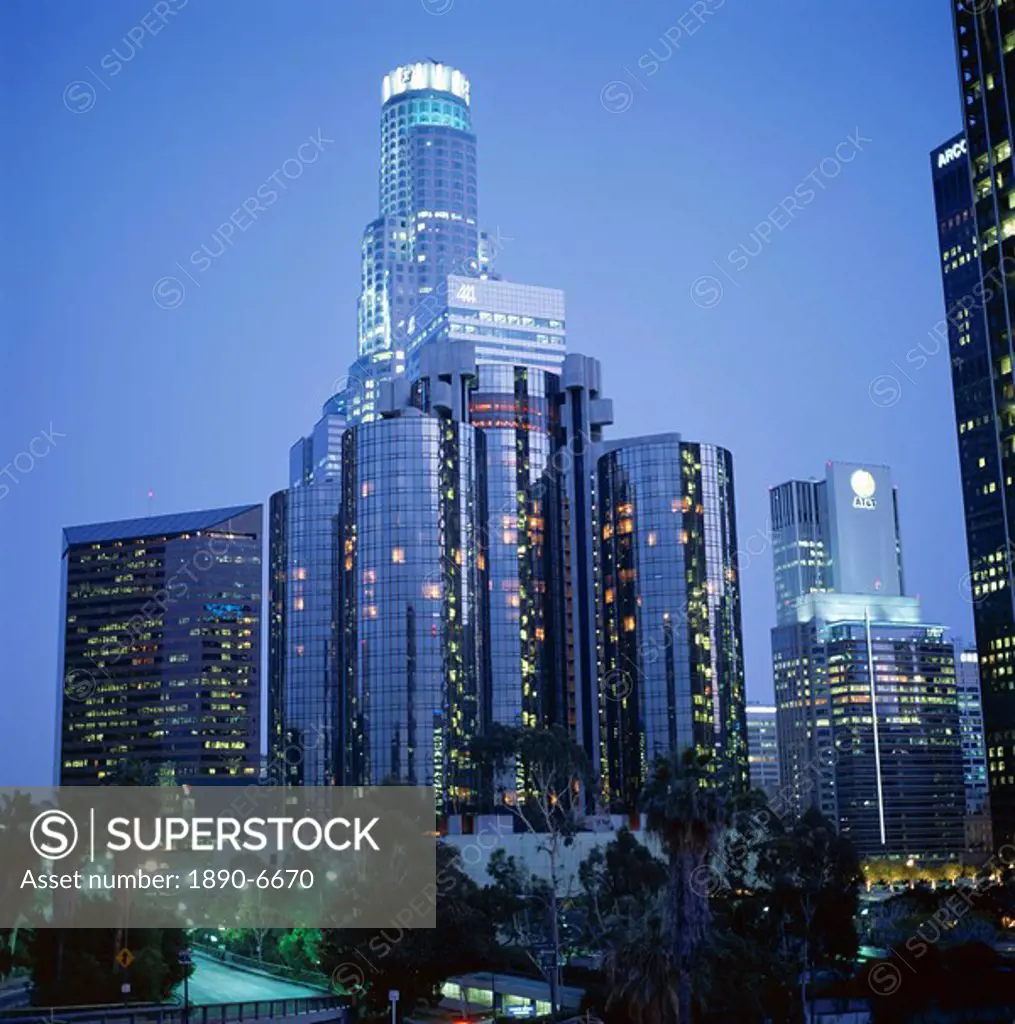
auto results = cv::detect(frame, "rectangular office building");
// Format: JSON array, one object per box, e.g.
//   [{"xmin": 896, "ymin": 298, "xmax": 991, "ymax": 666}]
[{"xmin": 57, "ymin": 505, "xmax": 263, "ymax": 785}]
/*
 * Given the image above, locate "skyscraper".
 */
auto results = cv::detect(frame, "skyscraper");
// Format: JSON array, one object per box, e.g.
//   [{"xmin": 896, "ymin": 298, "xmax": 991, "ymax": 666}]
[
  {"xmin": 746, "ymin": 703, "xmax": 780, "ymax": 801},
  {"xmin": 956, "ymin": 643, "xmax": 993, "ymax": 853},
  {"xmin": 341, "ymin": 62, "xmax": 489, "ymax": 425},
  {"xmin": 598, "ymin": 436, "xmax": 749, "ymax": 807},
  {"xmin": 337, "ymin": 373, "xmax": 487, "ymax": 815},
  {"xmin": 57, "ymin": 505, "xmax": 262, "ymax": 785},
  {"xmin": 771, "ymin": 463, "xmax": 965, "ymax": 859},
  {"xmin": 937, "ymin": 0, "xmax": 1015, "ymax": 846},
  {"xmin": 408, "ymin": 277, "xmax": 568, "ymax": 744},
  {"xmin": 267, "ymin": 404, "xmax": 346, "ymax": 785},
  {"xmin": 542, "ymin": 355, "xmax": 614, "ymax": 779},
  {"xmin": 770, "ymin": 461, "xmax": 904, "ymax": 623}
]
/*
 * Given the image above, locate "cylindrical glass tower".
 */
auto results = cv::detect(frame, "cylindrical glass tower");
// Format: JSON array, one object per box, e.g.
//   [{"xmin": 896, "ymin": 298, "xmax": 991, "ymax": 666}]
[
  {"xmin": 338, "ymin": 410, "xmax": 487, "ymax": 814},
  {"xmin": 598, "ymin": 437, "xmax": 748, "ymax": 809}
]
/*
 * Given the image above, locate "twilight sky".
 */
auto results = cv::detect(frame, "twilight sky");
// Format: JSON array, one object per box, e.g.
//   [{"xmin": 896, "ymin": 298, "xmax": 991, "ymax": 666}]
[{"xmin": 0, "ymin": 0, "xmax": 970, "ymax": 785}]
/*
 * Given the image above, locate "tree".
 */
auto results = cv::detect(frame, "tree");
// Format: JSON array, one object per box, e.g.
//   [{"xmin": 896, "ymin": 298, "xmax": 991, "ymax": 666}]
[
  {"xmin": 0, "ymin": 791, "xmax": 41, "ymax": 975},
  {"xmin": 471, "ymin": 724, "xmax": 595, "ymax": 1016},
  {"xmin": 640, "ymin": 748, "xmax": 728, "ymax": 1023},
  {"xmin": 753, "ymin": 807, "xmax": 861, "ymax": 1022},
  {"xmin": 601, "ymin": 895, "xmax": 679, "ymax": 1024},
  {"xmin": 277, "ymin": 928, "xmax": 321, "ymax": 974},
  {"xmin": 29, "ymin": 926, "xmax": 188, "ymax": 1006},
  {"xmin": 578, "ymin": 827, "xmax": 666, "ymax": 949},
  {"xmin": 318, "ymin": 842, "xmax": 497, "ymax": 1015}
]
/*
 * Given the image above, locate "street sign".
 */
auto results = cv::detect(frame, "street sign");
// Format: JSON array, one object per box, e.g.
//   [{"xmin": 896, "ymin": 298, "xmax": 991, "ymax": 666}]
[
  {"xmin": 115, "ymin": 949, "xmax": 134, "ymax": 969},
  {"xmin": 120, "ymin": 984, "xmax": 131, "ymax": 995},
  {"xmin": 178, "ymin": 951, "xmax": 193, "ymax": 966},
  {"xmin": 388, "ymin": 989, "xmax": 399, "ymax": 1002}
]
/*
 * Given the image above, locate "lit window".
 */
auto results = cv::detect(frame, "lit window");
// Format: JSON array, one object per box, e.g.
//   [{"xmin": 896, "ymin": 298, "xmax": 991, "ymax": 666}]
[
  {"xmin": 623, "ymin": 616, "xmax": 636, "ymax": 633},
  {"xmin": 361, "ymin": 482, "xmax": 374, "ymax": 498},
  {"xmin": 392, "ymin": 548, "xmax": 406, "ymax": 564},
  {"xmin": 293, "ymin": 597, "xmax": 304, "ymax": 612},
  {"xmin": 647, "ymin": 532, "xmax": 658, "ymax": 547}
]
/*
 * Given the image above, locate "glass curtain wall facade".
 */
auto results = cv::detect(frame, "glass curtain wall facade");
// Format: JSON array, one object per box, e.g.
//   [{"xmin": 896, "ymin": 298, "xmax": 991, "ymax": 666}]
[
  {"xmin": 597, "ymin": 436, "xmax": 748, "ymax": 809},
  {"xmin": 338, "ymin": 410, "xmax": 487, "ymax": 815},
  {"xmin": 469, "ymin": 364, "xmax": 556, "ymax": 737},
  {"xmin": 773, "ymin": 597, "xmax": 966, "ymax": 860},
  {"xmin": 770, "ymin": 479, "xmax": 830, "ymax": 624},
  {"xmin": 746, "ymin": 703, "xmax": 780, "ymax": 801},
  {"xmin": 957, "ymin": 643, "xmax": 993, "ymax": 852},
  {"xmin": 57, "ymin": 505, "xmax": 262, "ymax": 785},
  {"xmin": 267, "ymin": 480, "xmax": 343, "ymax": 785},
  {"xmin": 267, "ymin": 410, "xmax": 347, "ymax": 785},
  {"xmin": 948, "ymin": 0, "xmax": 1015, "ymax": 847},
  {"xmin": 542, "ymin": 355, "xmax": 613, "ymax": 780},
  {"xmin": 344, "ymin": 62, "xmax": 481, "ymax": 424},
  {"xmin": 827, "ymin": 620, "xmax": 965, "ymax": 859}
]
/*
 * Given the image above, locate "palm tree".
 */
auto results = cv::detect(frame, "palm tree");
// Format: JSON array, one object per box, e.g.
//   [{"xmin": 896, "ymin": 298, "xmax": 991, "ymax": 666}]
[
  {"xmin": 640, "ymin": 748, "xmax": 728, "ymax": 1023},
  {"xmin": 602, "ymin": 895, "xmax": 680, "ymax": 1023}
]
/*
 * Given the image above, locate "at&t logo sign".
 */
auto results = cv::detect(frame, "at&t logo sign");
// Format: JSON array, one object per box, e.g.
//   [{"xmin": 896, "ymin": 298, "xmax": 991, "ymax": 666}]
[{"xmin": 851, "ymin": 469, "xmax": 877, "ymax": 511}]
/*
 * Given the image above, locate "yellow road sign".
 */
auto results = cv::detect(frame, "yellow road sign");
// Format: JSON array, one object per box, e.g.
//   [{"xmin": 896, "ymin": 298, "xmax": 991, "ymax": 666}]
[{"xmin": 115, "ymin": 949, "xmax": 134, "ymax": 969}]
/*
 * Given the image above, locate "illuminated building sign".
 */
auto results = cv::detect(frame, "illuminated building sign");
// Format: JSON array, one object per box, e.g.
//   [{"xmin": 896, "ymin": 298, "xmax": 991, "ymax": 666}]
[
  {"xmin": 381, "ymin": 63, "xmax": 471, "ymax": 106},
  {"xmin": 851, "ymin": 469, "xmax": 877, "ymax": 510},
  {"xmin": 936, "ymin": 138, "xmax": 967, "ymax": 169}
]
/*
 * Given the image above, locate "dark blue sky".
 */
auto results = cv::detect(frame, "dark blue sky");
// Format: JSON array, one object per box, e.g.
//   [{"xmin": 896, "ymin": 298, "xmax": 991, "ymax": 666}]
[{"xmin": 1, "ymin": 0, "xmax": 969, "ymax": 785}]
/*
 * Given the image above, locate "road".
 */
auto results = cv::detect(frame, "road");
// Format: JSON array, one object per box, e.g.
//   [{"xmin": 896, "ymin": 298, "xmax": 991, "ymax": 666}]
[{"xmin": 177, "ymin": 954, "xmax": 325, "ymax": 1006}]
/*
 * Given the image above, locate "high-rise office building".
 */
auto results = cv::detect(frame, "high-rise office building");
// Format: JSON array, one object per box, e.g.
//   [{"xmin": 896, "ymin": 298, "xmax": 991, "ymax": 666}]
[
  {"xmin": 770, "ymin": 461, "xmax": 904, "ymax": 624},
  {"xmin": 408, "ymin": 277, "xmax": 567, "ymax": 742},
  {"xmin": 541, "ymin": 355, "xmax": 614, "ymax": 780},
  {"xmin": 267, "ymin": 404, "xmax": 346, "ymax": 785},
  {"xmin": 746, "ymin": 703, "xmax": 780, "ymax": 801},
  {"xmin": 406, "ymin": 275, "xmax": 566, "ymax": 377},
  {"xmin": 57, "ymin": 505, "xmax": 262, "ymax": 785},
  {"xmin": 337, "ymin": 375, "xmax": 487, "ymax": 815},
  {"xmin": 936, "ymin": 0, "xmax": 1015, "ymax": 846},
  {"xmin": 598, "ymin": 436, "xmax": 749, "ymax": 808},
  {"xmin": 270, "ymin": 61, "xmax": 752, "ymax": 821},
  {"xmin": 771, "ymin": 463, "xmax": 965, "ymax": 858},
  {"xmin": 340, "ymin": 62, "xmax": 490, "ymax": 425},
  {"xmin": 956, "ymin": 644, "xmax": 993, "ymax": 853}
]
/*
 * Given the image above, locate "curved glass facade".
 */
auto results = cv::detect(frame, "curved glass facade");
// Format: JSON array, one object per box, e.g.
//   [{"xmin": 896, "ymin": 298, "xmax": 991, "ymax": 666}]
[
  {"xmin": 267, "ymin": 481, "xmax": 343, "ymax": 786},
  {"xmin": 338, "ymin": 413, "xmax": 487, "ymax": 814},
  {"xmin": 469, "ymin": 364, "xmax": 557, "ymax": 734},
  {"xmin": 598, "ymin": 438, "xmax": 748, "ymax": 808},
  {"xmin": 349, "ymin": 62, "xmax": 481, "ymax": 424}
]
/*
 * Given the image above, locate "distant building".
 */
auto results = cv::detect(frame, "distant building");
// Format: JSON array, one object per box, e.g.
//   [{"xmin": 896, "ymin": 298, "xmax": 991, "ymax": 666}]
[
  {"xmin": 956, "ymin": 644, "xmax": 992, "ymax": 853},
  {"xmin": 746, "ymin": 704, "xmax": 780, "ymax": 800},
  {"xmin": 771, "ymin": 463, "xmax": 965, "ymax": 859},
  {"xmin": 57, "ymin": 505, "xmax": 262, "ymax": 785}
]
